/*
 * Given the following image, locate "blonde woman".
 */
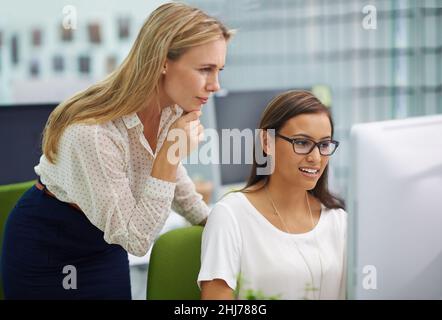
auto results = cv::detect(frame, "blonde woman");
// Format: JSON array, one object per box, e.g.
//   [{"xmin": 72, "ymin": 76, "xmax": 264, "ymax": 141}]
[
  {"xmin": 198, "ymin": 91, "xmax": 347, "ymax": 300},
  {"xmin": 1, "ymin": 3, "xmax": 234, "ymax": 299}
]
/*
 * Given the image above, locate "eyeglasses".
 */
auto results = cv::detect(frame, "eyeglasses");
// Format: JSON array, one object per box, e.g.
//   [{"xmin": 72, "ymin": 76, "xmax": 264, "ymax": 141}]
[{"xmin": 276, "ymin": 133, "xmax": 339, "ymax": 156}]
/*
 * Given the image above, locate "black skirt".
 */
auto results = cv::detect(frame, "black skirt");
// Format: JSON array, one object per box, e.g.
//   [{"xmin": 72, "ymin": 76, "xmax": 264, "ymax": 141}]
[{"xmin": 1, "ymin": 186, "xmax": 131, "ymax": 300}]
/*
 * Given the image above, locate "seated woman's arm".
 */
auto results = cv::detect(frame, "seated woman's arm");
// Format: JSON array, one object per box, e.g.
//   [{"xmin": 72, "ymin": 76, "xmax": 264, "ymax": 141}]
[
  {"xmin": 197, "ymin": 202, "xmax": 241, "ymax": 300},
  {"xmin": 201, "ymin": 279, "xmax": 234, "ymax": 300}
]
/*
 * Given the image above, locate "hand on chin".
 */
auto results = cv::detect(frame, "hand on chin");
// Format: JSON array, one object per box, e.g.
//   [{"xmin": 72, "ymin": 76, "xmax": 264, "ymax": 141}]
[{"xmin": 181, "ymin": 105, "xmax": 202, "ymax": 114}]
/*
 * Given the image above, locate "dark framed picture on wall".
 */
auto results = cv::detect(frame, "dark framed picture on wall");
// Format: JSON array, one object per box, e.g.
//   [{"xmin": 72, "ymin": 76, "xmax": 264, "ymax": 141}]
[
  {"xmin": 118, "ymin": 16, "xmax": 130, "ymax": 40},
  {"xmin": 11, "ymin": 34, "xmax": 19, "ymax": 65},
  {"xmin": 88, "ymin": 23, "xmax": 101, "ymax": 44},
  {"xmin": 60, "ymin": 24, "xmax": 74, "ymax": 42},
  {"xmin": 29, "ymin": 58, "xmax": 40, "ymax": 77},
  {"xmin": 31, "ymin": 28, "xmax": 42, "ymax": 47},
  {"xmin": 53, "ymin": 55, "xmax": 64, "ymax": 72},
  {"xmin": 78, "ymin": 55, "xmax": 91, "ymax": 74},
  {"xmin": 106, "ymin": 55, "xmax": 117, "ymax": 74},
  {"xmin": 0, "ymin": 30, "xmax": 3, "ymax": 71}
]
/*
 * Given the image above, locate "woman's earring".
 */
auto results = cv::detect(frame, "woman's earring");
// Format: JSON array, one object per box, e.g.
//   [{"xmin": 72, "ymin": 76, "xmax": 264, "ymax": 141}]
[{"xmin": 162, "ymin": 70, "xmax": 166, "ymax": 74}]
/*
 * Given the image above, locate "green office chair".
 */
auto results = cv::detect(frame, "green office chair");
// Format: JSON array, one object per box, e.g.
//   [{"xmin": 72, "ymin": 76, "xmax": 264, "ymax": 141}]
[
  {"xmin": 147, "ymin": 226, "xmax": 203, "ymax": 300},
  {"xmin": 0, "ymin": 180, "xmax": 36, "ymax": 300}
]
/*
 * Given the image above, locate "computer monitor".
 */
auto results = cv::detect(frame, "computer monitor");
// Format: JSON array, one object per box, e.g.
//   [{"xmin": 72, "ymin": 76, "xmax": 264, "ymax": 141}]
[
  {"xmin": 213, "ymin": 88, "xmax": 292, "ymax": 195},
  {"xmin": 347, "ymin": 114, "xmax": 442, "ymax": 299},
  {"xmin": 0, "ymin": 104, "xmax": 57, "ymax": 184},
  {"xmin": 212, "ymin": 87, "xmax": 331, "ymax": 197}
]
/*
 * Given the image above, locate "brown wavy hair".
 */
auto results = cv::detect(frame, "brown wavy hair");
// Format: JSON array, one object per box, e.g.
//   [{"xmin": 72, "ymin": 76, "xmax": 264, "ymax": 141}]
[{"xmin": 240, "ymin": 90, "xmax": 345, "ymax": 210}]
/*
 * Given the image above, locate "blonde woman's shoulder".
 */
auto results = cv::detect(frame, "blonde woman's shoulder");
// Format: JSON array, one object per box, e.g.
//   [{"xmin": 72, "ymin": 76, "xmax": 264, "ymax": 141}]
[{"xmin": 60, "ymin": 122, "xmax": 126, "ymax": 155}]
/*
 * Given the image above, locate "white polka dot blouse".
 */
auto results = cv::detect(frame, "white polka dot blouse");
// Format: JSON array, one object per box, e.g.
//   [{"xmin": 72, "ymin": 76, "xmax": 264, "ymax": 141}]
[{"xmin": 35, "ymin": 105, "xmax": 209, "ymax": 257}]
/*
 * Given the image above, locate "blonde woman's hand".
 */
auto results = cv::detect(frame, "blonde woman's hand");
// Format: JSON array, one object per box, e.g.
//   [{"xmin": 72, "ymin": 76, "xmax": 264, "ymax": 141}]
[
  {"xmin": 165, "ymin": 110, "xmax": 204, "ymax": 163},
  {"xmin": 152, "ymin": 110, "xmax": 204, "ymax": 182}
]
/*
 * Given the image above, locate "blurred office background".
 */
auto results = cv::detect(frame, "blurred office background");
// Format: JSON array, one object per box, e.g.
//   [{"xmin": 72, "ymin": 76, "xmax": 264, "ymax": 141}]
[{"xmin": 1, "ymin": 0, "xmax": 441, "ymax": 299}]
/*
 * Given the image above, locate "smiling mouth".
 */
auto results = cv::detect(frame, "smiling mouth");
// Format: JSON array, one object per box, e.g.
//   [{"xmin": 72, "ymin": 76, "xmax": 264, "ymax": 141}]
[
  {"xmin": 298, "ymin": 167, "xmax": 320, "ymax": 178},
  {"xmin": 299, "ymin": 168, "xmax": 320, "ymax": 174}
]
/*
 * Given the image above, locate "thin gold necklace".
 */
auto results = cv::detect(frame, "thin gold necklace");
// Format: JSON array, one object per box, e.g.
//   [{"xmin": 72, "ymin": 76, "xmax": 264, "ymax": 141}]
[{"xmin": 265, "ymin": 185, "xmax": 324, "ymax": 300}]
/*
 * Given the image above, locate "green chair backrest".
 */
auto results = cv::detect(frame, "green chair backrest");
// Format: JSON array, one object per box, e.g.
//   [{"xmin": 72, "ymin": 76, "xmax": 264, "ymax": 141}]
[
  {"xmin": 147, "ymin": 226, "xmax": 203, "ymax": 300},
  {"xmin": 0, "ymin": 180, "xmax": 36, "ymax": 300}
]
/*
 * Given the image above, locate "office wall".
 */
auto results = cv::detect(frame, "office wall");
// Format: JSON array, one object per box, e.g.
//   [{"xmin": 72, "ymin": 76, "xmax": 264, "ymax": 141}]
[
  {"xmin": 184, "ymin": 0, "xmax": 442, "ymax": 199},
  {"xmin": 0, "ymin": 0, "xmax": 168, "ymax": 103},
  {"xmin": 1, "ymin": 0, "xmax": 441, "ymax": 202}
]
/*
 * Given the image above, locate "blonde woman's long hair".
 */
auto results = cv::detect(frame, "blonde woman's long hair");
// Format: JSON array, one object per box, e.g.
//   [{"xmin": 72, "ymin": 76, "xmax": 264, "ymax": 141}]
[{"xmin": 42, "ymin": 2, "xmax": 235, "ymax": 163}]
